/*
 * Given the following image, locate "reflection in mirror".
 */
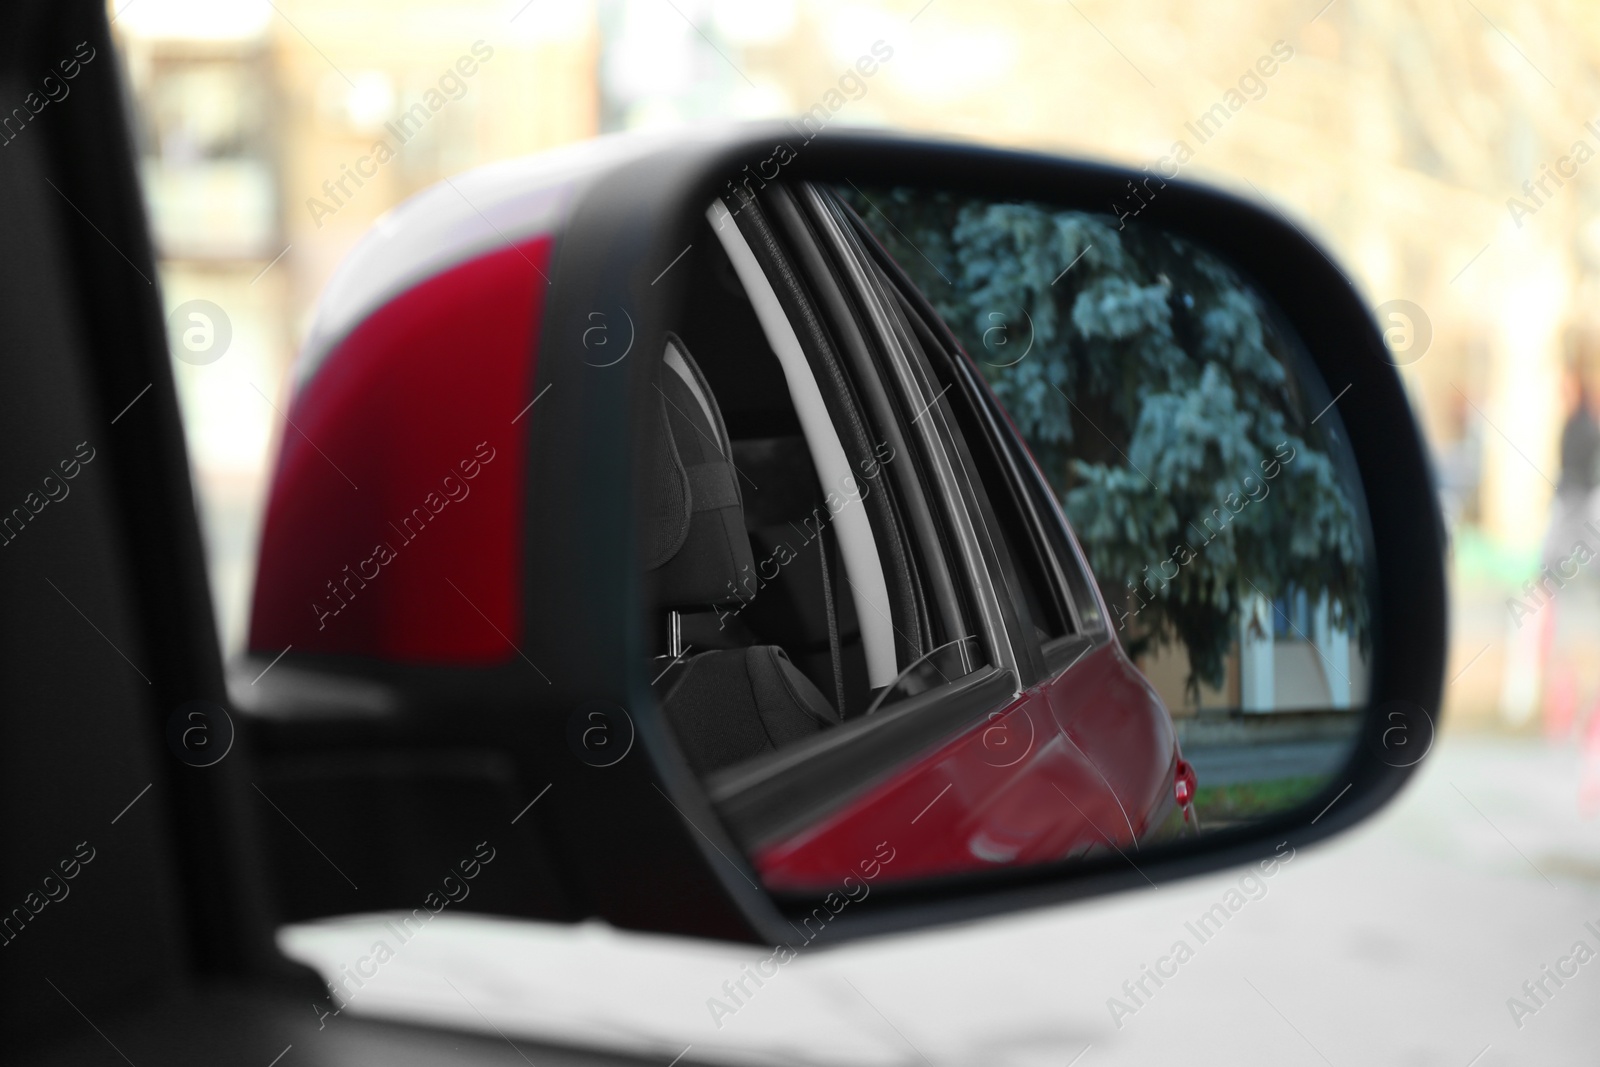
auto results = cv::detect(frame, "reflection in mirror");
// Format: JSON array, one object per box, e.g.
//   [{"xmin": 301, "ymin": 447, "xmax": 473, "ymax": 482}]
[
  {"xmin": 642, "ymin": 179, "xmax": 1373, "ymax": 893},
  {"xmin": 842, "ymin": 185, "xmax": 1373, "ymax": 833},
  {"xmin": 863, "ymin": 636, "xmax": 982, "ymax": 717}
]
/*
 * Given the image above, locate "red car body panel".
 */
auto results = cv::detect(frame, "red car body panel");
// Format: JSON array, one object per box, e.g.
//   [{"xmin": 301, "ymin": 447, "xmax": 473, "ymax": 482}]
[
  {"xmin": 755, "ymin": 641, "xmax": 1179, "ymax": 890},
  {"xmin": 248, "ymin": 236, "xmax": 551, "ymax": 662}
]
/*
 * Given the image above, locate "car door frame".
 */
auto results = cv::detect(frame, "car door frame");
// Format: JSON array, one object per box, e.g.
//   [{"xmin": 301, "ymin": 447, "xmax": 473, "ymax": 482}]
[
  {"xmin": 700, "ymin": 177, "xmax": 1173, "ymax": 891},
  {"xmin": 702, "ymin": 185, "xmax": 1029, "ymax": 850}
]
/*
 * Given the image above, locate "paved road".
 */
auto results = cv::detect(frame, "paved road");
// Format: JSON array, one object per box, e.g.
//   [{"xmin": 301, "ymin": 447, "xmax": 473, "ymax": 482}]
[
  {"xmin": 284, "ymin": 735, "xmax": 1600, "ymax": 1066},
  {"xmin": 1182, "ymin": 738, "xmax": 1353, "ymax": 786}
]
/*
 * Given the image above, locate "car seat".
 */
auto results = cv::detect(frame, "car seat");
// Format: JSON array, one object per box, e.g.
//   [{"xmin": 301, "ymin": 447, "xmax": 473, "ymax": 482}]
[{"xmin": 641, "ymin": 333, "xmax": 840, "ymax": 775}]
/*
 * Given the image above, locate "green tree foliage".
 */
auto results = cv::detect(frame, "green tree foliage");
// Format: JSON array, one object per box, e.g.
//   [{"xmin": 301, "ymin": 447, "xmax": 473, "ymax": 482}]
[{"xmin": 840, "ymin": 187, "xmax": 1367, "ymax": 696}]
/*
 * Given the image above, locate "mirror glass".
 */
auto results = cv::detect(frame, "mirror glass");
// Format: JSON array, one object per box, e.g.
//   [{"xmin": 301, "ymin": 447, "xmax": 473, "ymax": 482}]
[{"xmin": 642, "ymin": 179, "xmax": 1374, "ymax": 894}]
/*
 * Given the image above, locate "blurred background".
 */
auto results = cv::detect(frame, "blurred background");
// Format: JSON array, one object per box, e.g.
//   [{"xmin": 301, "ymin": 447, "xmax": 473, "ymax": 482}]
[
  {"xmin": 109, "ymin": 1, "xmax": 1600, "ymax": 1061},
  {"xmin": 116, "ymin": 0, "xmax": 1600, "ymax": 740}
]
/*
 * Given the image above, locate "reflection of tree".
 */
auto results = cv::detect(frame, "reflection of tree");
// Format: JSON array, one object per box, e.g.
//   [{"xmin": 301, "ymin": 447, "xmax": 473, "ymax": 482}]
[{"xmin": 842, "ymin": 188, "xmax": 1367, "ymax": 695}]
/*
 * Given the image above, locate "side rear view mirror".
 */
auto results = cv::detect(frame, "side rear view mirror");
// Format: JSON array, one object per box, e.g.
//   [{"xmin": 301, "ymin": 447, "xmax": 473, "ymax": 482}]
[{"xmin": 240, "ymin": 126, "xmax": 1446, "ymax": 946}]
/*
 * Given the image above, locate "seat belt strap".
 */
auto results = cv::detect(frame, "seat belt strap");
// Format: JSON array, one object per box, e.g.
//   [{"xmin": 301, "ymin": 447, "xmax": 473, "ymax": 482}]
[{"xmin": 817, "ymin": 524, "xmax": 848, "ymax": 717}]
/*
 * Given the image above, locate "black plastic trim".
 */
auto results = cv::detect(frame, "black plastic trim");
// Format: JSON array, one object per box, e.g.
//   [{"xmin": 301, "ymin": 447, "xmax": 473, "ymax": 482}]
[
  {"xmin": 782, "ymin": 184, "xmax": 975, "ymax": 652},
  {"xmin": 707, "ymin": 664, "xmax": 1017, "ymax": 847}
]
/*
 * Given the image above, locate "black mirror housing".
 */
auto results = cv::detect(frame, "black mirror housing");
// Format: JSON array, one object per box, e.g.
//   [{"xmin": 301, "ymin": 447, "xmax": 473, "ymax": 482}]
[{"xmin": 246, "ymin": 124, "xmax": 1447, "ymax": 946}]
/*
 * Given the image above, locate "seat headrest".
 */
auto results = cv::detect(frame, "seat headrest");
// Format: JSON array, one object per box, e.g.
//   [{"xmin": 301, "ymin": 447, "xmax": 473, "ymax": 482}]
[{"xmin": 641, "ymin": 333, "xmax": 754, "ymax": 609}]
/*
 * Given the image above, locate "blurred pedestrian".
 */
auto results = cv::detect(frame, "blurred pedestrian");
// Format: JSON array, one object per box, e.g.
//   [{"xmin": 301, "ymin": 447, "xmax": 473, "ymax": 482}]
[
  {"xmin": 1552, "ymin": 369, "xmax": 1600, "ymax": 539},
  {"xmin": 1541, "ymin": 365, "xmax": 1600, "ymax": 740}
]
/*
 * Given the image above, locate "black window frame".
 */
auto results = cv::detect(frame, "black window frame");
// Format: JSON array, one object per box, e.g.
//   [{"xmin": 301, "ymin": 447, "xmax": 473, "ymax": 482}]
[
  {"xmin": 833, "ymin": 192, "xmax": 1090, "ymax": 671},
  {"xmin": 699, "ymin": 185, "xmax": 1048, "ymax": 851},
  {"xmin": 833, "ymin": 185, "xmax": 1116, "ymax": 678}
]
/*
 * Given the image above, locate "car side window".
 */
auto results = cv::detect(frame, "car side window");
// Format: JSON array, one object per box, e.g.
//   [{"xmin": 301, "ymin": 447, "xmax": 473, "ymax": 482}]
[
  {"xmin": 682, "ymin": 190, "xmax": 1035, "ymax": 846},
  {"xmin": 824, "ymin": 188, "xmax": 1131, "ymax": 674},
  {"xmin": 1003, "ymin": 424, "xmax": 1107, "ymax": 637},
  {"xmin": 653, "ymin": 192, "xmax": 995, "ymax": 760},
  {"xmin": 890, "ymin": 281, "xmax": 1076, "ymax": 654},
  {"xmin": 825, "ymin": 203, "xmax": 1074, "ymax": 690}
]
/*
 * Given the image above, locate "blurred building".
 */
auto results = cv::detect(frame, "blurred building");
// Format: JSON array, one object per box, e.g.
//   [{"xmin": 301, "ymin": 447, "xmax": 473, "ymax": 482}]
[{"xmin": 113, "ymin": 0, "xmax": 599, "ymax": 649}]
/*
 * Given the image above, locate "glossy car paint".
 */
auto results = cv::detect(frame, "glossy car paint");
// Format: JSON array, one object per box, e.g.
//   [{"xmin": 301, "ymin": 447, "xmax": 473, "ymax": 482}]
[
  {"xmin": 249, "ymin": 236, "xmax": 550, "ymax": 661},
  {"xmin": 755, "ymin": 640, "xmax": 1181, "ymax": 890},
  {"xmin": 247, "ymin": 135, "xmax": 683, "ymax": 662}
]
